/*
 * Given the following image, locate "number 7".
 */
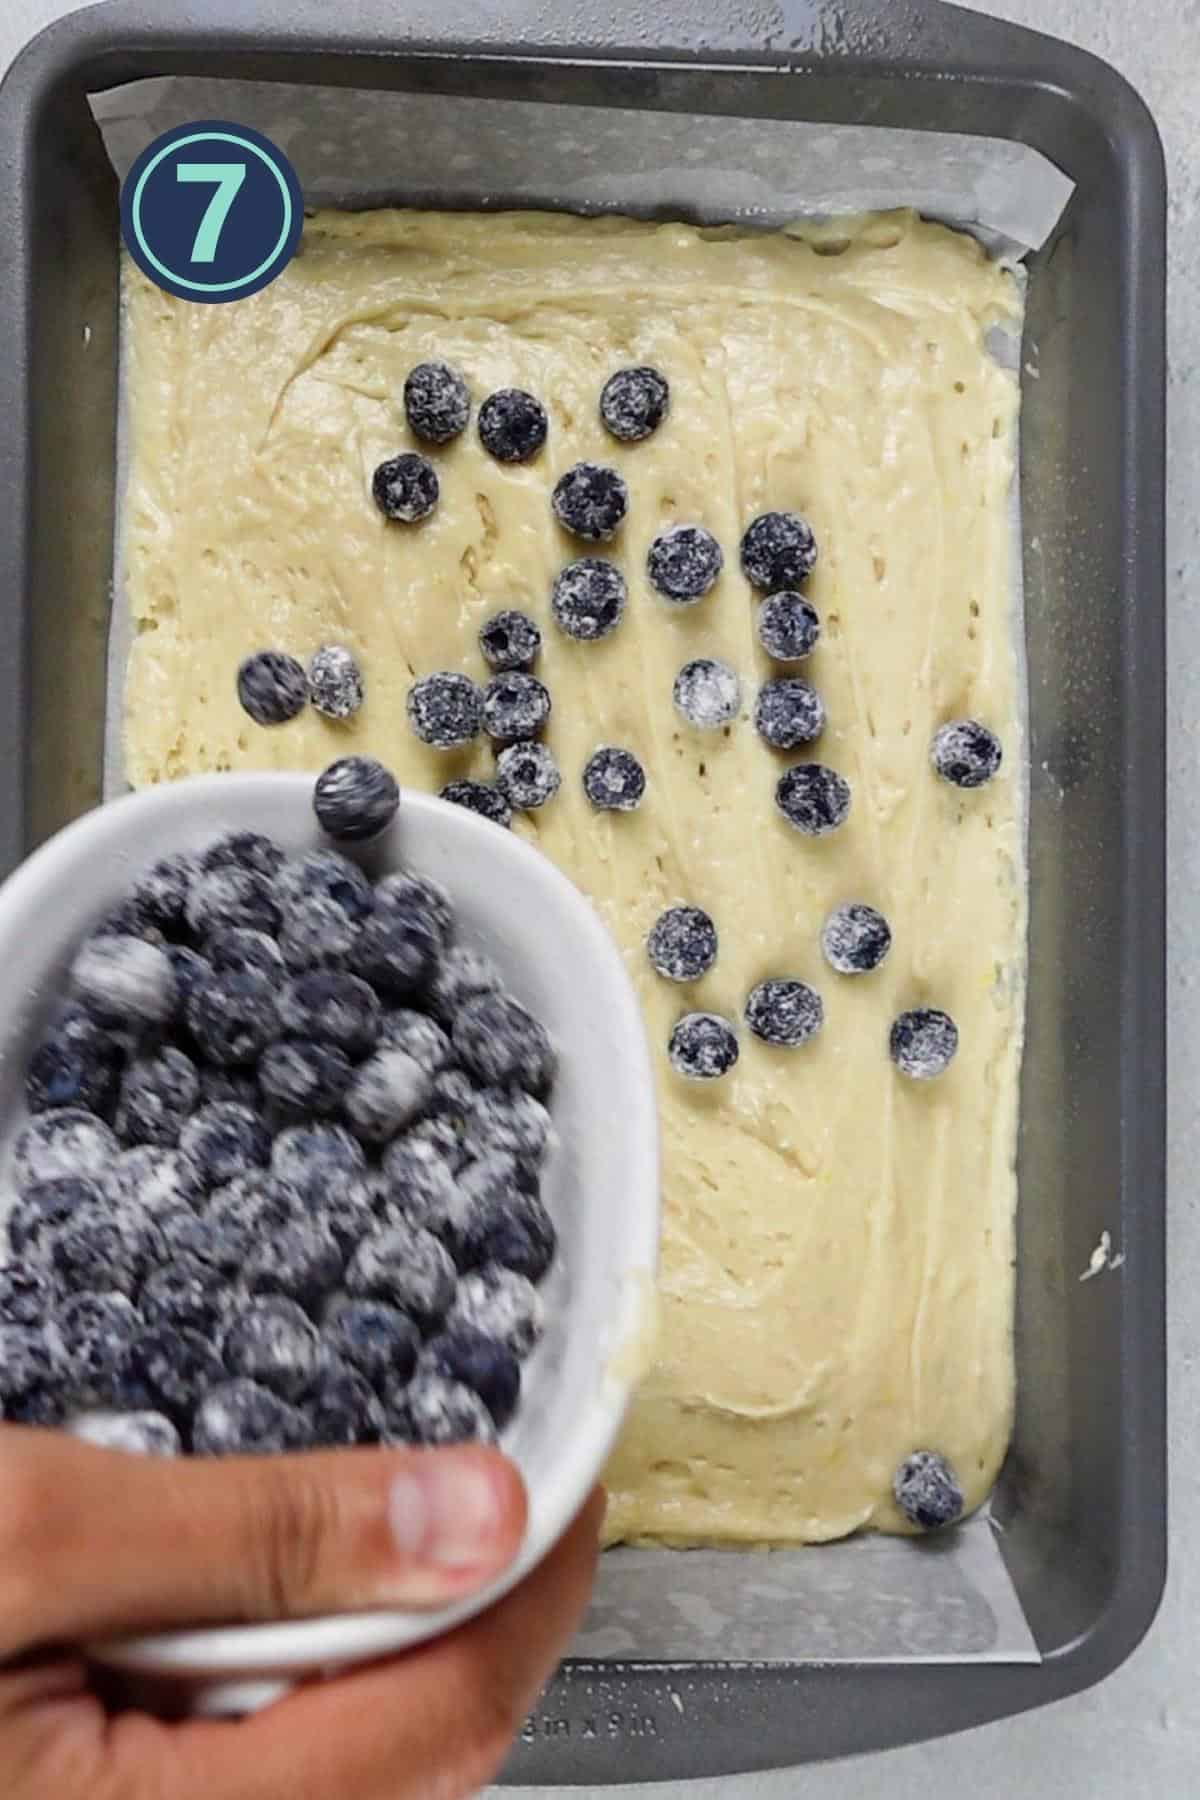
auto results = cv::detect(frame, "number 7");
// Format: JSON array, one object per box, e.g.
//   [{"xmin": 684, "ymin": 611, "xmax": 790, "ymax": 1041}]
[{"xmin": 176, "ymin": 162, "xmax": 247, "ymax": 263}]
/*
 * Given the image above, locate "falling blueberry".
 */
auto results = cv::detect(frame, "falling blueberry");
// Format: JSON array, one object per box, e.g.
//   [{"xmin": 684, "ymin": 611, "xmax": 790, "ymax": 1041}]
[
  {"xmin": 478, "ymin": 389, "xmax": 547, "ymax": 463},
  {"xmin": 407, "ymin": 671, "xmax": 485, "ymax": 749},
  {"xmin": 314, "ymin": 755, "xmax": 400, "ymax": 843},
  {"xmin": 893, "ymin": 1450, "xmax": 964, "ymax": 1530},
  {"xmin": 931, "ymin": 720, "xmax": 1002, "ymax": 789},
  {"xmin": 757, "ymin": 591, "xmax": 821, "ymax": 662},
  {"xmin": 647, "ymin": 906, "xmax": 718, "ymax": 983},
  {"xmin": 599, "ymin": 365, "xmax": 669, "ymax": 442},
  {"xmin": 754, "ymin": 677, "xmax": 826, "ymax": 750},
  {"xmin": 740, "ymin": 511, "xmax": 818, "ymax": 592},
  {"xmin": 371, "ymin": 451, "xmax": 439, "ymax": 522},
  {"xmin": 482, "ymin": 672, "xmax": 552, "ymax": 744},
  {"xmin": 551, "ymin": 462, "xmax": 629, "ymax": 542},
  {"xmin": 307, "ymin": 644, "xmax": 365, "ymax": 721},
  {"xmin": 647, "ymin": 525, "xmax": 723, "ymax": 603},
  {"xmin": 440, "ymin": 780, "xmax": 513, "ymax": 829},
  {"xmin": 775, "ymin": 764, "xmax": 851, "ymax": 836},
  {"xmin": 889, "ymin": 1008, "xmax": 959, "ymax": 1079},
  {"xmin": 403, "ymin": 360, "xmax": 470, "ymax": 444},
  {"xmin": 668, "ymin": 1013, "xmax": 739, "ymax": 1081},
  {"xmin": 551, "ymin": 559, "xmax": 626, "ymax": 642},
  {"xmin": 479, "ymin": 609, "xmax": 541, "ymax": 672},
  {"xmin": 236, "ymin": 651, "xmax": 308, "ymax": 726},
  {"xmin": 582, "ymin": 746, "xmax": 645, "ymax": 813},
  {"xmin": 822, "ymin": 903, "xmax": 892, "ymax": 975},
  {"xmin": 495, "ymin": 742, "xmax": 561, "ymax": 811},
  {"xmin": 673, "ymin": 658, "xmax": 740, "ymax": 730},
  {"xmin": 745, "ymin": 979, "xmax": 824, "ymax": 1048}
]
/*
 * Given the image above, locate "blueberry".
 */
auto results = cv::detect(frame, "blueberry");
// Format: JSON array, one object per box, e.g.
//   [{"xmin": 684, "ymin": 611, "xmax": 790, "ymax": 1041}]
[
  {"xmin": 197, "ymin": 1066, "xmax": 259, "ymax": 1108},
  {"xmin": 550, "ymin": 558, "xmax": 626, "ymax": 644},
  {"xmin": 647, "ymin": 906, "xmax": 718, "ymax": 983},
  {"xmin": 279, "ymin": 851, "xmax": 363, "ymax": 919},
  {"xmin": 344, "ymin": 1050, "xmax": 433, "ymax": 1145},
  {"xmin": 278, "ymin": 971, "xmax": 381, "ymax": 1056},
  {"xmin": 409, "ymin": 1068, "xmax": 479, "ymax": 1169},
  {"xmin": 600, "ymin": 365, "xmax": 669, "ymax": 442},
  {"xmin": 345, "ymin": 1225, "xmax": 456, "ymax": 1330},
  {"xmin": 474, "ymin": 1194, "xmax": 557, "ymax": 1285},
  {"xmin": 775, "ymin": 764, "xmax": 851, "ymax": 836},
  {"xmin": 13, "ymin": 1109, "xmax": 118, "ymax": 1193},
  {"xmin": 57, "ymin": 1291, "xmax": 142, "ymax": 1404},
  {"xmin": 673, "ymin": 658, "xmax": 741, "ymax": 730},
  {"xmin": 421, "ymin": 1327, "xmax": 521, "ymax": 1428},
  {"xmin": 236, "ymin": 651, "xmax": 308, "ymax": 726},
  {"xmin": 135, "ymin": 1324, "xmax": 228, "ymax": 1418},
  {"xmin": 647, "ymin": 525, "xmax": 723, "ymax": 603},
  {"xmin": 449, "ymin": 1156, "xmax": 555, "ymax": 1276},
  {"xmin": 259, "ymin": 1039, "xmax": 353, "ymax": 1119},
  {"xmin": 0, "ymin": 1261, "xmax": 56, "ymax": 1327},
  {"xmin": 379, "ymin": 1009, "xmax": 454, "ymax": 1071},
  {"xmin": 314, "ymin": 756, "xmax": 400, "ymax": 844},
  {"xmin": 0, "ymin": 1320, "xmax": 65, "ymax": 1420},
  {"xmin": 551, "ymin": 462, "xmax": 629, "ymax": 542},
  {"xmin": 69, "ymin": 1409, "xmax": 181, "ymax": 1456},
  {"xmin": 179, "ymin": 1103, "xmax": 271, "ymax": 1190},
  {"xmin": 479, "ymin": 609, "xmax": 541, "ymax": 672},
  {"xmin": 379, "ymin": 1137, "xmax": 461, "ymax": 1227},
  {"xmin": 70, "ymin": 934, "xmax": 175, "ymax": 1030},
  {"xmin": 201, "ymin": 1174, "xmax": 304, "ymax": 1274},
  {"xmin": 371, "ymin": 451, "xmax": 439, "ymax": 522},
  {"xmin": 323, "ymin": 1297, "xmax": 421, "ymax": 1390},
  {"xmin": 668, "ymin": 1012, "xmax": 739, "ymax": 1081},
  {"xmin": 757, "ymin": 591, "xmax": 821, "ymax": 662},
  {"xmin": 478, "ymin": 388, "xmax": 547, "ymax": 464},
  {"xmin": 26, "ymin": 1005, "xmax": 119, "ymax": 1116},
  {"xmin": 223, "ymin": 1298, "xmax": 321, "ymax": 1401},
  {"xmin": 140, "ymin": 1257, "xmax": 231, "ymax": 1338},
  {"xmin": 271, "ymin": 1123, "xmax": 367, "ymax": 1201},
  {"xmin": 754, "ymin": 677, "xmax": 826, "ymax": 750},
  {"xmin": 465, "ymin": 1089, "xmax": 553, "ymax": 1171},
  {"xmin": 495, "ymin": 742, "xmax": 561, "ymax": 811},
  {"xmin": 582, "ymin": 746, "xmax": 645, "ymax": 812},
  {"xmin": 132, "ymin": 852, "xmax": 196, "ymax": 933},
  {"xmin": 156, "ymin": 1205, "xmax": 215, "ymax": 1262},
  {"xmin": 168, "ymin": 945, "xmax": 212, "ymax": 1011},
  {"xmin": 441, "ymin": 780, "xmax": 513, "ymax": 829},
  {"xmin": 49, "ymin": 1202, "xmax": 165, "ymax": 1298},
  {"xmin": 304, "ymin": 1355, "xmax": 386, "ymax": 1446},
  {"xmin": 384, "ymin": 1372, "xmax": 495, "ymax": 1446},
  {"xmin": 208, "ymin": 928, "xmax": 286, "ymax": 983},
  {"xmin": 452, "ymin": 992, "xmax": 556, "ymax": 1095},
  {"xmin": 740, "ymin": 511, "xmax": 818, "ymax": 592},
  {"xmin": 482, "ymin": 672, "xmax": 551, "ymax": 745},
  {"xmin": 186, "ymin": 865, "xmax": 281, "ymax": 937},
  {"xmin": 822, "ymin": 902, "xmax": 892, "ymax": 975},
  {"xmin": 404, "ymin": 359, "xmax": 470, "ymax": 444},
  {"xmin": 428, "ymin": 946, "xmax": 502, "ymax": 1022},
  {"xmin": 306, "ymin": 643, "xmax": 365, "ymax": 722},
  {"xmin": 407, "ymin": 671, "xmax": 485, "ymax": 749},
  {"xmin": 8, "ymin": 1176, "xmax": 103, "ymax": 1257},
  {"xmin": 351, "ymin": 912, "xmax": 440, "ymax": 1001},
  {"xmin": 745, "ymin": 979, "xmax": 823, "ymax": 1048},
  {"xmin": 193, "ymin": 1379, "xmax": 315, "ymax": 1455},
  {"xmin": 104, "ymin": 1146, "xmax": 207, "ymax": 1215},
  {"xmin": 889, "ymin": 1008, "xmax": 959, "ymax": 1079},
  {"xmin": 893, "ymin": 1450, "xmax": 964, "ymax": 1530},
  {"xmin": 373, "ymin": 871, "xmax": 454, "ymax": 947},
  {"xmin": 931, "ymin": 719, "xmax": 1002, "ymax": 789},
  {"xmin": 115, "ymin": 1047, "xmax": 200, "ymax": 1147},
  {"xmin": 201, "ymin": 833, "xmax": 286, "ymax": 878},
  {"xmin": 186, "ymin": 968, "xmax": 279, "ymax": 1066},
  {"xmin": 251, "ymin": 1212, "xmax": 347, "ymax": 1308},
  {"xmin": 449, "ymin": 1265, "xmax": 545, "ymax": 1358}
]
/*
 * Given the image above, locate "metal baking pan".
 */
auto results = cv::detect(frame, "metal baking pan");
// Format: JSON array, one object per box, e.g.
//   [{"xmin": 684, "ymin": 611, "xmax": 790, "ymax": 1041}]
[{"xmin": 0, "ymin": 0, "xmax": 1166, "ymax": 1779}]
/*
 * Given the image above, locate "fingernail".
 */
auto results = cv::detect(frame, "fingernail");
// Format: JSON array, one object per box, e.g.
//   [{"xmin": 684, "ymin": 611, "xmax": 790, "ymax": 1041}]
[{"xmin": 389, "ymin": 1455, "xmax": 505, "ymax": 1569}]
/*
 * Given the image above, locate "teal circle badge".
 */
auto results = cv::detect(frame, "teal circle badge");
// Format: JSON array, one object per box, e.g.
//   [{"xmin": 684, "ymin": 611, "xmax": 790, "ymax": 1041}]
[{"xmin": 120, "ymin": 120, "xmax": 303, "ymax": 303}]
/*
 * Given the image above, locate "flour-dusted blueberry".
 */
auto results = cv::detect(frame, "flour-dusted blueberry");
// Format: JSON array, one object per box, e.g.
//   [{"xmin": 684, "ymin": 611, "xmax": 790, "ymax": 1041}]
[
  {"xmin": 745, "ymin": 978, "xmax": 824, "ymax": 1047},
  {"xmin": 551, "ymin": 462, "xmax": 629, "ymax": 542},
  {"xmin": 259, "ymin": 1039, "xmax": 353, "ymax": 1120},
  {"xmin": 374, "ymin": 871, "xmax": 454, "ymax": 946},
  {"xmin": 404, "ymin": 359, "xmax": 470, "ymax": 444},
  {"xmin": 323, "ymin": 1296, "xmax": 421, "ymax": 1390},
  {"xmin": 740, "ymin": 510, "xmax": 818, "ymax": 592},
  {"xmin": 193, "ymin": 1378, "xmax": 315, "ymax": 1456},
  {"xmin": 277, "ymin": 896, "xmax": 359, "ymax": 973},
  {"xmin": 672, "ymin": 658, "xmax": 741, "ymax": 730},
  {"xmin": 277, "ymin": 849, "xmax": 375, "ymax": 923},
  {"xmin": 104, "ymin": 1146, "xmax": 207, "ymax": 1217},
  {"xmin": 25, "ymin": 1005, "xmax": 119, "ymax": 1117},
  {"xmin": 179, "ymin": 1103, "xmax": 271, "ymax": 1191},
  {"xmin": 647, "ymin": 906, "xmax": 718, "ymax": 983},
  {"xmin": 56, "ymin": 1291, "xmax": 142, "ymax": 1405},
  {"xmin": 69, "ymin": 1409, "xmax": 181, "ymax": 1456},
  {"xmin": 668, "ymin": 1012, "xmax": 739, "ymax": 1081},
  {"xmin": 201, "ymin": 832, "xmax": 286, "ymax": 878},
  {"xmin": 306, "ymin": 643, "xmax": 365, "ymax": 723},
  {"xmin": 223, "ymin": 1297, "xmax": 321, "ymax": 1401},
  {"xmin": 168, "ymin": 946, "xmax": 211, "ymax": 1013},
  {"xmin": 49, "ymin": 1202, "xmax": 165, "ymax": 1299},
  {"xmin": 582, "ymin": 746, "xmax": 645, "ymax": 812},
  {"xmin": 482, "ymin": 672, "xmax": 551, "ymax": 745},
  {"xmin": 428, "ymin": 946, "xmax": 502, "ymax": 1023},
  {"xmin": 931, "ymin": 719, "xmax": 1002, "ymax": 789},
  {"xmin": 754, "ymin": 677, "xmax": 826, "ymax": 750},
  {"xmin": 70, "ymin": 934, "xmax": 175, "ymax": 1031},
  {"xmin": 186, "ymin": 968, "xmax": 279, "ymax": 1067},
  {"xmin": 345, "ymin": 1224, "xmax": 456, "ymax": 1331},
  {"xmin": 465, "ymin": 1089, "xmax": 553, "ymax": 1172},
  {"xmin": 8, "ymin": 1176, "xmax": 102, "ymax": 1258},
  {"xmin": 186, "ymin": 865, "xmax": 281, "ymax": 937},
  {"xmin": 351, "ymin": 911, "xmax": 440, "ymax": 1002},
  {"xmin": 893, "ymin": 1449, "xmax": 965, "ymax": 1530},
  {"xmin": 822, "ymin": 902, "xmax": 892, "ymax": 975},
  {"xmin": 115, "ymin": 1047, "xmax": 200, "ymax": 1148},
  {"xmin": 371, "ymin": 451, "xmax": 439, "ymax": 522},
  {"xmin": 249, "ymin": 1212, "xmax": 345, "ymax": 1309},
  {"xmin": 478, "ymin": 388, "xmax": 547, "ymax": 463},
  {"xmin": 757, "ymin": 590, "xmax": 821, "ymax": 662},
  {"xmin": 384, "ymin": 1372, "xmax": 496, "ymax": 1446},
  {"xmin": 472, "ymin": 1188, "xmax": 557, "ymax": 1285},
  {"xmin": 236, "ymin": 650, "xmax": 308, "ymax": 726},
  {"xmin": 775, "ymin": 763, "xmax": 851, "ymax": 836},
  {"xmin": 421, "ymin": 1327, "xmax": 521, "ymax": 1429},
  {"xmin": 0, "ymin": 1262, "xmax": 56, "ymax": 1328},
  {"xmin": 445, "ymin": 1155, "xmax": 544, "ymax": 1268},
  {"xmin": 453, "ymin": 991, "xmax": 556, "ymax": 1095},
  {"xmin": 600, "ymin": 364, "xmax": 669, "ymax": 442},
  {"xmin": 449, "ymin": 1265, "xmax": 545, "ymax": 1358},
  {"xmin": 155, "ymin": 1205, "xmax": 213, "ymax": 1263},
  {"xmin": 479, "ymin": 609, "xmax": 541, "ymax": 672},
  {"xmin": 208, "ymin": 928, "xmax": 286, "ymax": 984},
  {"xmin": 647, "ymin": 525, "xmax": 723, "ymax": 603},
  {"xmin": 344, "ymin": 1050, "xmax": 434, "ymax": 1146},
  {"xmin": 314, "ymin": 755, "xmax": 400, "ymax": 844},
  {"xmin": 278, "ymin": 971, "xmax": 381, "ymax": 1057},
  {"xmin": 13, "ymin": 1109, "xmax": 118, "ymax": 1193},
  {"xmin": 407, "ymin": 1068, "xmax": 478, "ymax": 1169},
  {"xmin": 271, "ymin": 1122, "xmax": 367, "ymax": 1202},
  {"xmin": 550, "ymin": 558, "xmax": 626, "ymax": 643},
  {"xmin": 495, "ymin": 742, "xmax": 561, "ymax": 811},
  {"xmin": 197, "ymin": 1067, "xmax": 259, "ymax": 1109},
  {"xmin": 379, "ymin": 1009, "xmax": 454, "ymax": 1072},
  {"xmin": 889, "ymin": 1008, "xmax": 959, "ymax": 1080},
  {"xmin": 378, "ymin": 1137, "xmax": 461, "ymax": 1228},
  {"xmin": 440, "ymin": 780, "xmax": 513, "ymax": 829},
  {"xmin": 200, "ymin": 1174, "xmax": 302, "ymax": 1275},
  {"xmin": 132, "ymin": 852, "xmax": 196, "ymax": 934},
  {"xmin": 304, "ymin": 1355, "xmax": 386, "ymax": 1446},
  {"xmin": 134, "ymin": 1324, "xmax": 228, "ymax": 1420},
  {"xmin": 0, "ymin": 1320, "xmax": 65, "ymax": 1421},
  {"xmin": 406, "ymin": 671, "xmax": 485, "ymax": 749},
  {"xmin": 141, "ymin": 1257, "xmax": 231, "ymax": 1338}
]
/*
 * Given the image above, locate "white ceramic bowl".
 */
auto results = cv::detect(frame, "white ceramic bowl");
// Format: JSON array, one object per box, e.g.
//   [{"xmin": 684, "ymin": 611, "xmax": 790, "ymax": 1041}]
[{"xmin": 0, "ymin": 774, "xmax": 659, "ymax": 1712}]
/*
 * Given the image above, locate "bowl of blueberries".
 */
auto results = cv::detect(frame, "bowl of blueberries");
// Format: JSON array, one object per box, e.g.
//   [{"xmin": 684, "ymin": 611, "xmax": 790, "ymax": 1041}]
[{"xmin": 0, "ymin": 755, "xmax": 658, "ymax": 1694}]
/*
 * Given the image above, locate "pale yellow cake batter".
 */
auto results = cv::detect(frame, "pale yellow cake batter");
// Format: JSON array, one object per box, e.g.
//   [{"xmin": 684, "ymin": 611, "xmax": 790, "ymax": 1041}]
[{"xmin": 121, "ymin": 207, "xmax": 1024, "ymax": 1544}]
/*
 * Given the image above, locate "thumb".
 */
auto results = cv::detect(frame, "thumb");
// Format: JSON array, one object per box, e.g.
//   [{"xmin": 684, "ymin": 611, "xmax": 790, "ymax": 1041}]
[{"xmin": 0, "ymin": 1426, "xmax": 526, "ymax": 1659}]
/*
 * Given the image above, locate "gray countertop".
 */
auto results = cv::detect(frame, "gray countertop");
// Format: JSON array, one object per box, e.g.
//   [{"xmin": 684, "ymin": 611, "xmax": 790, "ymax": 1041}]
[{"xmin": 1, "ymin": 1, "xmax": 1193, "ymax": 1794}]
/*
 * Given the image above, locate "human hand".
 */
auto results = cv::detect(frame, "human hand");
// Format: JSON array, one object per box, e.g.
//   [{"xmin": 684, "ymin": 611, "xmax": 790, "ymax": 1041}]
[{"xmin": 0, "ymin": 1426, "xmax": 602, "ymax": 1798}]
